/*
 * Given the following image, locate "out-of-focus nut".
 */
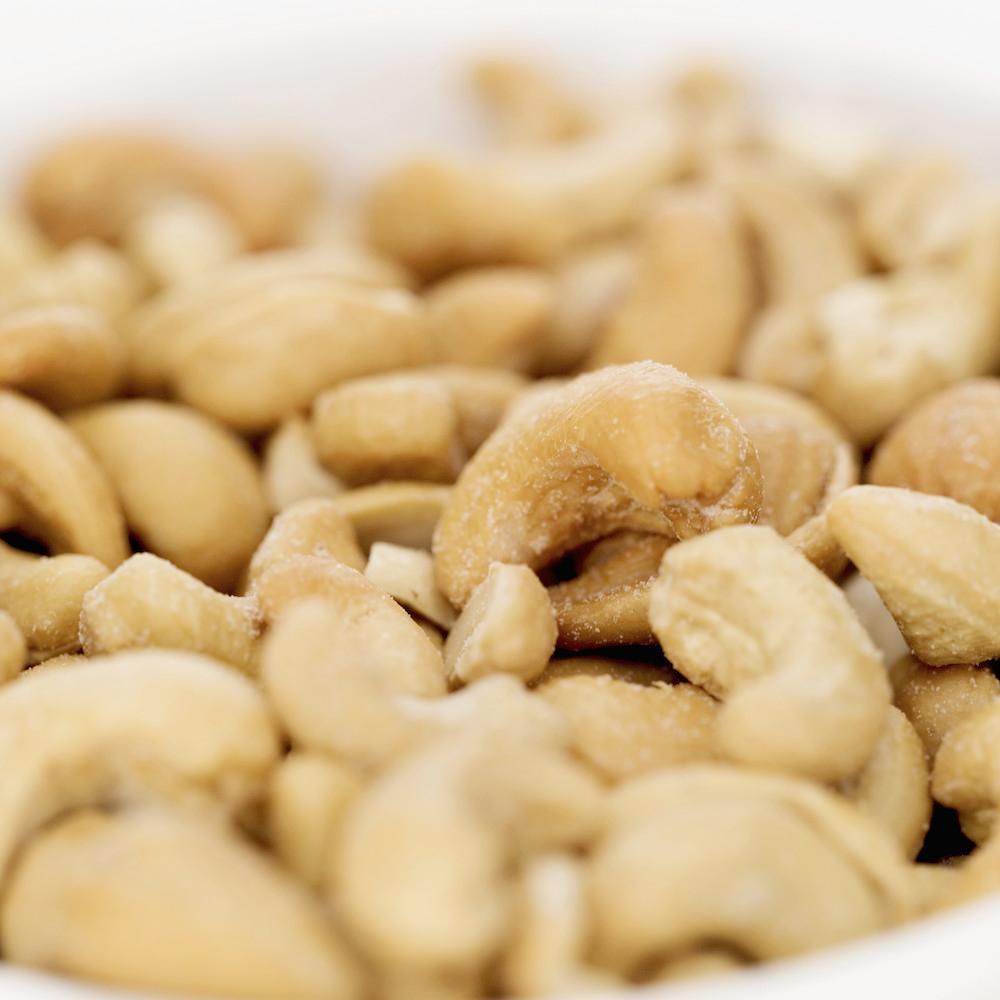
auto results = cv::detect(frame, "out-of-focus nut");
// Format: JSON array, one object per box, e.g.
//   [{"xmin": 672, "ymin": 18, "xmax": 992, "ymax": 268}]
[
  {"xmin": 434, "ymin": 362, "xmax": 762, "ymax": 608},
  {"xmin": 263, "ymin": 417, "xmax": 345, "ymax": 513},
  {"xmin": 444, "ymin": 562, "xmax": 556, "ymax": 684},
  {"xmin": 366, "ymin": 543, "xmax": 457, "ymax": 629},
  {"xmin": 0, "ymin": 208, "xmax": 50, "ymax": 290},
  {"xmin": 0, "ymin": 611, "xmax": 26, "ymax": 683},
  {"xmin": 2, "ymin": 807, "xmax": 362, "ymax": 1000},
  {"xmin": 333, "ymin": 482, "xmax": 452, "ymax": 552},
  {"xmin": 738, "ymin": 300, "xmax": 821, "ymax": 395},
  {"xmin": 425, "ymin": 366, "xmax": 528, "ymax": 451},
  {"xmin": 843, "ymin": 573, "xmax": 910, "ymax": 667},
  {"xmin": 942, "ymin": 834, "xmax": 1000, "ymax": 907},
  {"xmin": 650, "ymin": 525, "xmax": 889, "ymax": 781},
  {"xmin": 426, "ymin": 267, "xmax": 554, "ymax": 370},
  {"xmin": 652, "ymin": 949, "xmax": 744, "ymax": 984},
  {"xmin": 69, "ymin": 400, "xmax": 268, "ymax": 590},
  {"xmin": 586, "ymin": 185, "xmax": 753, "ymax": 374},
  {"xmin": 828, "ymin": 486, "xmax": 1000, "ymax": 666},
  {"xmin": 80, "ymin": 554, "xmax": 261, "ymax": 674}
]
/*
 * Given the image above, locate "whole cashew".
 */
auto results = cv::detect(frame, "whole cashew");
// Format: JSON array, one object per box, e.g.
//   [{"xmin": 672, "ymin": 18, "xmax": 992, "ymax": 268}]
[
  {"xmin": 434, "ymin": 361, "xmax": 762, "ymax": 608},
  {"xmin": 649, "ymin": 525, "xmax": 889, "ymax": 781},
  {"xmin": 2, "ymin": 807, "xmax": 362, "ymax": 1000},
  {"xmin": 0, "ymin": 648, "xmax": 279, "ymax": 879}
]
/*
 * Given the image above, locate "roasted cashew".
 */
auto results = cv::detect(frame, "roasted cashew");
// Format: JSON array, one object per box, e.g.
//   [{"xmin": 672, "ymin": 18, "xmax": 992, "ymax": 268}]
[
  {"xmin": 80, "ymin": 553, "xmax": 261, "ymax": 674},
  {"xmin": 0, "ymin": 611, "xmax": 26, "ymax": 683},
  {"xmin": 0, "ymin": 390, "xmax": 127, "ymax": 567},
  {"xmin": 434, "ymin": 362, "xmax": 762, "ymax": 608},
  {"xmin": 650, "ymin": 525, "xmax": 889, "ymax": 781},
  {"xmin": 69, "ymin": 400, "xmax": 269, "ymax": 590},
  {"xmin": 828, "ymin": 486, "xmax": 1000, "ymax": 666},
  {"xmin": 0, "ymin": 649, "xmax": 279, "ymax": 879},
  {"xmin": 263, "ymin": 416, "xmax": 344, "ymax": 513},
  {"xmin": 366, "ymin": 543, "xmax": 457, "ymax": 630},
  {"xmin": 333, "ymin": 482, "xmax": 452, "ymax": 552},
  {"xmin": 0, "ymin": 208, "xmax": 49, "ymax": 291},
  {"xmin": 2, "ymin": 807, "xmax": 362, "ymax": 1000}
]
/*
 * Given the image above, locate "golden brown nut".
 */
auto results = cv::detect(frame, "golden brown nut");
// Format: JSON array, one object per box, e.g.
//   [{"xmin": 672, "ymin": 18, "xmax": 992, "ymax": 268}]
[
  {"xmin": 69, "ymin": 400, "xmax": 269, "ymax": 590},
  {"xmin": 434, "ymin": 362, "xmax": 762, "ymax": 608}
]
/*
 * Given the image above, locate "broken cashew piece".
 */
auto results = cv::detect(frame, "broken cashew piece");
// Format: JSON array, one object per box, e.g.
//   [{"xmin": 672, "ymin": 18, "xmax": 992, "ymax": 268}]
[
  {"xmin": 650, "ymin": 525, "xmax": 889, "ymax": 781},
  {"xmin": 263, "ymin": 416, "xmax": 345, "ymax": 513},
  {"xmin": 366, "ymin": 543, "xmax": 457, "ymax": 630},
  {"xmin": 434, "ymin": 361, "xmax": 762, "ymax": 608},
  {"xmin": 332, "ymin": 482, "xmax": 451, "ymax": 552}
]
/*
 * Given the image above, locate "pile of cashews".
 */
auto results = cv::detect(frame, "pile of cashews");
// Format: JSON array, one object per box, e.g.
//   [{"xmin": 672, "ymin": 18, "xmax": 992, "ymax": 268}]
[{"xmin": 2, "ymin": 53, "xmax": 1000, "ymax": 1000}]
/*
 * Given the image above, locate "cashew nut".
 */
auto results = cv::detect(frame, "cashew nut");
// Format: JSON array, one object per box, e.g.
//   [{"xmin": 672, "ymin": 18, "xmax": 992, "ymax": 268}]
[
  {"xmin": 0, "ymin": 611, "xmax": 26, "ymax": 683},
  {"xmin": 649, "ymin": 525, "xmax": 889, "ymax": 781},
  {"xmin": 332, "ymin": 482, "xmax": 452, "ymax": 552},
  {"xmin": 0, "ymin": 207, "xmax": 49, "ymax": 291},
  {"xmin": 263, "ymin": 416, "xmax": 345, "ymax": 513},
  {"xmin": 366, "ymin": 543, "xmax": 457, "ymax": 629}
]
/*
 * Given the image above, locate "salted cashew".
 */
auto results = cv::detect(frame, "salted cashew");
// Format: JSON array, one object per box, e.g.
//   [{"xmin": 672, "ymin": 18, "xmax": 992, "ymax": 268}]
[
  {"xmin": 268, "ymin": 751, "xmax": 365, "ymax": 889},
  {"xmin": 586, "ymin": 184, "xmax": 754, "ymax": 374},
  {"xmin": 590, "ymin": 765, "xmax": 914, "ymax": 974},
  {"xmin": 332, "ymin": 482, "xmax": 453, "ymax": 555},
  {"xmin": 840, "ymin": 706, "xmax": 931, "ymax": 860},
  {"xmin": 263, "ymin": 416, "xmax": 344, "ymax": 513},
  {"xmin": 893, "ymin": 656, "xmax": 1000, "ymax": 760},
  {"xmin": 843, "ymin": 572, "xmax": 910, "ymax": 666},
  {"xmin": 0, "ymin": 390, "xmax": 127, "ymax": 567},
  {"xmin": 533, "ymin": 657, "xmax": 719, "ymax": 781},
  {"xmin": 80, "ymin": 553, "xmax": 261, "ymax": 674},
  {"xmin": 0, "ymin": 648, "xmax": 279, "ymax": 879},
  {"xmin": 444, "ymin": 562, "xmax": 556, "ymax": 684},
  {"xmin": 366, "ymin": 112, "xmax": 680, "ymax": 277},
  {"xmin": 0, "ymin": 544, "xmax": 108, "ymax": 661},
  {"xmin": 547, "ymin": 532, "xmax": 670, "ymax": 648},
  {"xmin": 828, "ymin": 486, "xmax": 1000, "ymax": 666},
  {"xmin": 870, "ymin": 378, "xmax": 1000, "ymax": 522},
  {"xmin": 425, "ymin": 266, "xmax": 554, "ymax": 370},
  {"xmin": 650, "ymin": 525, "xmax": 889, "ymax": 781},
  {"xmin": 0, "ymin": 611, "xmax": 26, "ymax": 684},
  {"xmin": 69, "ymin": 400, "xmax": 269, "ymax": 590},
  {"xmin": 434, "ymin": 362, "xmax": 762, "ymax": 608},
  {"xmin": 0, "ymin": 305, "xmax": 124, "ymax": 408},
  {"xmin": 2, "ymin": 807, "xmax": 362, "ymax": 1000},
  {"xmin": 713, "ymin": 150, "xmax": 863, "ymax": 303},
  {"xmin": 0, "ymin": 207, "xmax": 50, "ymax": 291},
  {"xmin": 366, "ymin": 543, "xmax": 457, "ymax": 629},
  {"xmin": 702, "ymin": 376, "xmax": 858, "ymax": 575}
]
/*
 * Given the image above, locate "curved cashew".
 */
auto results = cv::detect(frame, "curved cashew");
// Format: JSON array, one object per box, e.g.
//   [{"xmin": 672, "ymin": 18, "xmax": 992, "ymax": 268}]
[
  {"xmin": 434, "ymin": 361, "xmax": 762, "ymax": 608},
  {"xmin": 0, "ymin": 648, "xmax": 279, "ymax": 879},
  {"xmin": 80, "ymin": 553, "xmax": 261, "ymax": 674},
  {"xmin": 650, "ymin": 525, "xmax": 889, "ymax": 781},
  {"xmin": 0, "ymin": 390, "xmax": 127, "ymax": 567},
  {"xmin": 870, "ymin": 378, "xmax": 1000, "ymax": 523},
  {"xmin": 69, "ymin": 400, "xmax": 269, "ymax": 590},
  {"xmin": 263, "ymin": 416, "xmax": 344, "ymax": 513},
  {"xmin": 366, "ymin": 543, "xmax": 457, "ymax": 629},
  {"xmin": 590, "ymin": 765, "xmax": 913, "ymax": 973},
  {"xmin": 0, "ymin": 207, "xmax": 50, "ymax": 291},
  {"xmin": 534, "ymin": 657, "xmax": 719, "ymax": 781},
  {"xmin": 2, "ymin": 807, "xmax": 362, "ymax": 1000},
  {"xmin": 425, "ymin": 266, "xmax": 554, "ymax": 370},
  {"xmin": 444, "ymin": 562, "xmax": 555, "ymax": 684},
  {"xmin": 0, "ymin": 611, "xmax": 26, "ymax": 683},
  {"xmin": 0, "ymin": 544, "xmax": 108, "ymax": 660},
  {"xmin": 586, "ymin": 184, "xmax": 754, "ymax": 374},
  {"xmin": 332, "ymin": 482, "xmax": 451, "ymax": 552},
  {"xmin": 0, "ymin": 305, "xmax": 124, "ymax": 408},
  {"xmin": 828, "ymin": 486, "xmax": 1000, "ymax": 666}
]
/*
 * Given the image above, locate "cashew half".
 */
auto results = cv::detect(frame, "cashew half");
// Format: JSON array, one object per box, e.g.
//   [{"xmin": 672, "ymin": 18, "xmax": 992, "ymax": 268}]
[
  {"xmin": 333, "ymin": 482, "xmax": 452, "ymax": 552},
  {"xmin": 263, "ymin": 416, "xmax": 345, "ymax": 513}
]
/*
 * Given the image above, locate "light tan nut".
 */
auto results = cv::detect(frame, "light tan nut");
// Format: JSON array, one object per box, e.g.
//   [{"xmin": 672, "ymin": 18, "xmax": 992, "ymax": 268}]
[
  {"xmin": 3, "ymin": 807, "xmax": 362, "ymax": 1000},
  {"xmin": 80, "ymin": 553, "xmax": 261, "ymax": 674},
  {"xmin": 586, "ymin": 185, "xmax": 754, "ymax": 374},
  {"xmin": 652, "ymin": 948, "xmax": 744, "ymax": 984},
  {"xmin": 911, "ymin": 863, "xmax": 961, "ymax": 915},
  {"xmin": 367, "ymin": 113, "xmax": 680, "ymax": 278},
  {"xmin": 869, "ymin": 378, "xmax": 1000, "ymax": 522},
  {"xmin": 535, "ymin": 241, "xmax": 634, "ymax": 375},
  {"xmin": 650, "ymin": 525, "xmax": 889, "ymax": 781},
  {"xmin": 263, "ymin": 416, "xmax": 344, "ymax": 513},
  {"xmin": 534, "ymin": 657, "xmax": 718, "ymax": 781},
  {"xmin": 469, "ymin": 57, "xmax": 592, "ymax": 145},
  {"xmin": 843, "ymin": 572, "xmax": 910, "ymax": 667},
  {"xmin": 123, "ymin": 191, "xmax": 245, "ymax": 288},
  {"xmin": 434, "ymin": 362, "xmax": 762, "ymax": 608},
  {"xmin": 0, "ymin": 648, "xmax": 279, "ymax": 879},
  {"xmin": 366, "ymin": 543, "xmax": 457, "ymax": 629},
  {"xmin": 333, "ymin": 482, "xmax": 452, "ymax": 552},
  {"xmin": 840, "ymin": 706, "xmax": 931, "ymax": 859},
  {"xmin": 415, "ymin": 617, "xmax": 446, "ymax": 651},
  {"xmin": 425, "ymin": 366, "xmax": 528, "ymax": 452},
  {"xmin": 69, "ymin": 400, "xmax": 269, "ymax": 590},
  {"xmin": 268, "ymin": 751, "xmax": 365, "ymax": 889},
  {"xmin": 941, "ymin": 834, "xmax": 1000, "ymax": 907},
  {"xmin": 547, "ymin": 533, "xmax": 670, "ymax": 648},
  {"xmin": 444, "ymin": 562, "xmax": 556, "ymax": 684},
  {"xmin": 425, "ymin": 266, "xmax": 554, "ymax": 370},
  {"xmin": 828, "ymin": 486, "xmax": 1000, "ymax": 666},
  {"xmin": 0, "ymin": 544, "xmax": 108, "ymax": 660},
  {"xmin": 0, "ymin": 610, "xmax": 26, "ymax": 684},
  {"xmin": 703, "ymin": 376, "xmax": 858, "ymax": 575},
  {"xmin": 857, "ymin": 155, "xmax": 972, "ymax": 268},
  {"xmin": 933, "ymin": 701, "xmax": 1000, "ymax": 843},
  {"xmin": 0, "ymin": 207, "xmax": 50, "ymax": 290},
  {"xmin": 0, "ymin": 305, "xmax": 125, "ymax": 408},
  {"xmin": 738, "ymin": 300, "xmax": 820, "ymax": 394},
  {"xmin": 894, "ymin": 657, "xmax": 1000, "ymax": 760},
  {"xmin": 591, "ymin": 765, "xmax": 914, "ymax": 973},
  {"xmin": 713, "ymin": 151, "xmax": 863, "ymax": 303},
  {"xmin": 0, "ymin": 390, "xmax": 127, "ymax": 567}
]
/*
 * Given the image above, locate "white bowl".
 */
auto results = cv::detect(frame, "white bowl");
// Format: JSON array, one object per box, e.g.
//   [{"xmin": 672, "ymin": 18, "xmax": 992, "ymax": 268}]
[{"xmin": 3, "ymin": 3, "xmax": 1000, "ymax": 998}]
